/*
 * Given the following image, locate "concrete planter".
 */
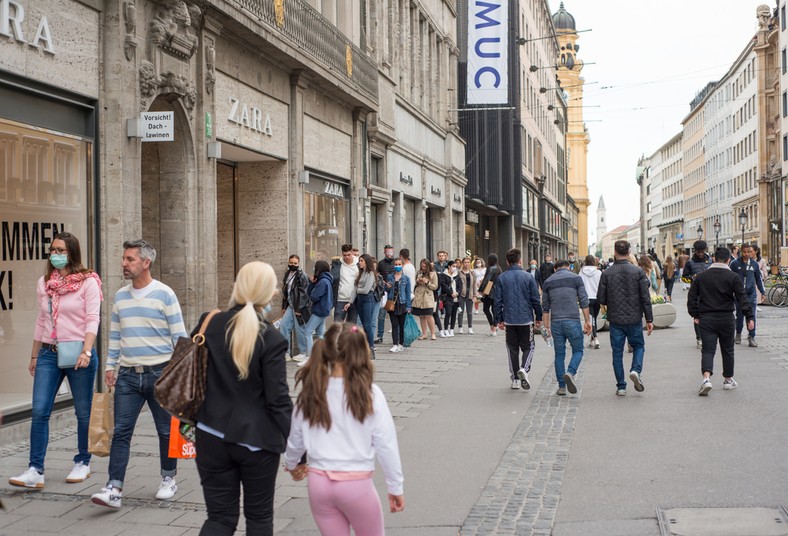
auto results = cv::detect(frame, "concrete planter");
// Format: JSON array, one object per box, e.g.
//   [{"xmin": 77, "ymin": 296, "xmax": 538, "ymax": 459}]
[{"xmin": 596, "ymin": 302, "xmax": 677, "ymax": 331}]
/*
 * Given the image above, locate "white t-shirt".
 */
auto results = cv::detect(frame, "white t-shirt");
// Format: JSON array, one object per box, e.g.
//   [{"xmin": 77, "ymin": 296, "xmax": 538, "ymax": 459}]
[
  {"xmin": 403, "ymin": 262, "xmax": 416, "ymax": 294},
  {"xmin": 285, "ymin": 378, "xmax": 404, "ymax": 495}
]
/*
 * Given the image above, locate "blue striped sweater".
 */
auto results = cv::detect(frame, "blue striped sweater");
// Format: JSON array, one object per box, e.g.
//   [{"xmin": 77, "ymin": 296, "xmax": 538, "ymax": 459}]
[{"xmin": 106, "ymin": 280, "xmax": 187, "ymax": 370}]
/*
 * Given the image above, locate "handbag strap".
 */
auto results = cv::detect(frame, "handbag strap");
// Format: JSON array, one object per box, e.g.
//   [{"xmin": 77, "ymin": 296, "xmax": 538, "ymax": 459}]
[{"xmin": 192, "ymin": 309, "xmax": 221, "ymax": 345}]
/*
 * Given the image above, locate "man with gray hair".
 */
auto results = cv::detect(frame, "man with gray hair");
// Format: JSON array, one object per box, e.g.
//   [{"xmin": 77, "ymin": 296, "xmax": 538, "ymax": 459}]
[{"xmin": 91, "ymin": 239, "xmax": 187, "ymax": 509}]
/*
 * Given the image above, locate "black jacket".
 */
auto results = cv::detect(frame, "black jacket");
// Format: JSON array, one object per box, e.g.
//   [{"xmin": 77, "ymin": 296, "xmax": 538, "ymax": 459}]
[
  {"xmin": 597, "ymin": 259, "xmax": 654, "ymax": 325},
  {"xmin": 438, "ymin": 271, "xmax": 464, "ymax": 301},
  {"xmin": 539, "ymin": 261, "xmax": 555, "ymax": 284},
  {"xmin": 378, "ymin": 256, "xmax": 397, "ymax": 280},
  {"xmin": 687, "ymin": 264, "xmax": 754, "ymax": 321},
  {"xmin": 193, "ymin": 307, "xmax": 292, "ymax": 453},
  {"xmin": 684, "ymin": 254, "xmax": 712, "ymax": 279},
  {"xmin": 282, "ymin": 268, "xmax": 309, "ymax": 312}
]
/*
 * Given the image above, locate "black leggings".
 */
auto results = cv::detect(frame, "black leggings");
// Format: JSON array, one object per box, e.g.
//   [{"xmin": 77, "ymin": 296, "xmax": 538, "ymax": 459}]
[
  {"xmin": 443, "ymin": 301, "xmax": 458, "ymax": 330},
  {"xmin": 588, "ymin": 299, "xmax": 600, "ymax": 338},
  {"xmin": 390, "ymin": 312, "xmax": 407, "ymax": 345},
  {"xmin": 482, "ymin": 297, "xmax": 495, "ymax": 326},
  {"xmin": 664, "ymin": 278, "xmax": 675, "ymax": 298},
  {"xmin": 433, "ymin": 310, "xmax": 443, "ymax": 332}
]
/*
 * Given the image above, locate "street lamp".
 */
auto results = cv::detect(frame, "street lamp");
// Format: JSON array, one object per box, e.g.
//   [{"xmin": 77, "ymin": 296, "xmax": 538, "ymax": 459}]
[
  {"xmin": 696, "ymin": 223, "xmax": 703, "ymax": 241},
  {"xmin": 738, "ymin": 209, "xmax": 747, "ymax": 246},
  {"xmin": 713, "ymin": 217, "xmax": 721, "ymax": 247}
]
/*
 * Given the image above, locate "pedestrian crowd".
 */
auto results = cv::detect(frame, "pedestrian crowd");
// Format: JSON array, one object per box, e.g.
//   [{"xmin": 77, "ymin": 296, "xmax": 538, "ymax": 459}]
[{"xmin": 7, "ymin": 232, "xmax": 771, "ymax": 535}]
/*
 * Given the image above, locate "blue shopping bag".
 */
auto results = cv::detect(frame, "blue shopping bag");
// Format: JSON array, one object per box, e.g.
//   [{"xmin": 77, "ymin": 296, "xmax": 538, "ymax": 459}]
[{"xmin": 403, "ymin": 313, "xmax": 421, "ymax": 347}]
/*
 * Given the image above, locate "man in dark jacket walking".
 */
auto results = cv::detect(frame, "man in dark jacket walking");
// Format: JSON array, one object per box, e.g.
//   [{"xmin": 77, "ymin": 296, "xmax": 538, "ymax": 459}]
[
  {"xmin": 684, "ymin": 240, "xmax": 713, "ymax": 349},
  {"xmin": 730, "ymin": 243, "xmax": 766, "ymax": 347},
  {"xmin": 375, "ymin": 245, "xmax": 397, "ymax": 343},
  {"xmin": 493, "ymin": 249, "xmax": 543, "ymax": 391},
  {"xmin": 598, "ymin": 240, "xmax": 654, "ymax": 396},
  {"xmin": 688, "ymin": 247, "xmax": 754, "ymax": 396},
  {"xmin": 540, "ymin": 254, "xmax": 555, "ymax": 284}
]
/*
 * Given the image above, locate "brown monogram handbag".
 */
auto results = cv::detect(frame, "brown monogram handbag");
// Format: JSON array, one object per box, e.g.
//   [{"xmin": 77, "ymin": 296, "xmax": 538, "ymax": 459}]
[{"xmin": 154, "ymin": 309, "xmax": 221, "ymax": 424}]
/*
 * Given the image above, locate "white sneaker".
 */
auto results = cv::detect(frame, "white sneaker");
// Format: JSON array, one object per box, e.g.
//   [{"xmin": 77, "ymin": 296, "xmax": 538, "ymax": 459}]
[
  {"xmin": 458, "ymin": 327, "xmax": 464, "ymax": 334},
  {"xmin": 468, "ymin": 328, "xmax": 474, "ymax": 334},
  {"xmin": 699, "ymin": 378, "xmax": 712, "ymax": 396},
  {"xmin": 291, "ymin": 353, "xmax": 307, "ymax": 363},
  {"xmin": 723, "ymin": 378, "xmax": 738, "ymax": 390},
  {"xmin": 284, "ymin": 352, "xmax": 291, "ymax": 361},
  {"xmin": 91, "ymin": 485, "xmax": 122, "ymax": 508},
  {"xmin": 439, "ymin": 330, "xmax": 447, "ymax": 338},
  {"xmin": 449, "ymin": 329, "xmax": 454, "ymax": 337},
  {"xmin": 593, "ymin": 337, "xmax": 600, "ymax": 349},
  {"xmin": 398, "ymin": 344, "xmax": 404, "ymax": 352},
  {"xmin": 510, "ymin": 379, "xmax": 520, "ymax": 390},
  {"xmin": 297, "ymin": 358, "xmax": 309, "ymax": 367},
  {"xmin": 155, "ymin": 476, "xmax": 177, "ymax": 500},
  {"xmin": 517, "ymin": 368, "xmax": 530, "ymax": 390},
  {"xmin": 389, "ymin": 345, "xmax": 399, "ymax": 353},
  {"xmin": 66, "ymin": 462, "xmax": 90, "ymax": 483},
  {"xmin": 9, "ymin": 467, "xmax": 44, "ymax": 489}
]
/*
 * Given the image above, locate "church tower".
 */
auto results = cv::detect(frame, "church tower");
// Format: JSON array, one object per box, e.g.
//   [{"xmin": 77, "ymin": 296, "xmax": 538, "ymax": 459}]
[
  {"xmin": 596, "ymin": 195, "xmax": 606, "ymax": 240},
  {"xmin": 552, "ymin": 3, "xmax": 591, "ymax": 254}
]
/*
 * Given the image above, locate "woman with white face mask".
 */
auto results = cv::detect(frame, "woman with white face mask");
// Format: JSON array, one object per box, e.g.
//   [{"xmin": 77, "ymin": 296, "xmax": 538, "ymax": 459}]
[
  {"xmin": 472, "ymin": 259, "xmax": 486, "ymax": 315},
  {"xmin": 526, "ymin": 259, "xmax": 542, "ymax": 290}
]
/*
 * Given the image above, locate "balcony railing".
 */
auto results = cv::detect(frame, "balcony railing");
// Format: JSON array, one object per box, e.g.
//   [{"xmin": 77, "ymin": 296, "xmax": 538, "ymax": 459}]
[{"xmin": 234, "ymin": 0, "xmax": 378, "ymax": 103}]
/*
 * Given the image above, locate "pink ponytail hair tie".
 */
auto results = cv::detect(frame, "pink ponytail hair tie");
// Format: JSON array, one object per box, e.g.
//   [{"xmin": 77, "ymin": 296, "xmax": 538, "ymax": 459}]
[{"xmin": 350, "ymin": 325, "xmax": 359, "ymax": 333}]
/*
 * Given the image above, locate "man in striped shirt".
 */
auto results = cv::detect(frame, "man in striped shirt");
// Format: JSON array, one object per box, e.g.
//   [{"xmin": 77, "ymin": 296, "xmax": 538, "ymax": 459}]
[{"xmin": 91, "ymin": 239, "xmax": 187, "ymax": 509}]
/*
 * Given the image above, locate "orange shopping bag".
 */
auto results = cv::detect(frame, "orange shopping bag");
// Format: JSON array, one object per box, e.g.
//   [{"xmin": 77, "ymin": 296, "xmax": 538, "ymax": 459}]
[{"xmin": 168, "ymin": 416, "xmax": 196, "ymax": 459}]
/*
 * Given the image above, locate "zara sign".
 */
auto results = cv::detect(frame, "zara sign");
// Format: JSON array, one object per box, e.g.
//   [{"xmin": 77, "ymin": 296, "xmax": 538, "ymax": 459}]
[
  {"xmin": 0, "ymin": 0, "xmax": 55, "ymax": 54},
  {"xmin": 466, "ymin": 0, "xmax": 507, "ymax": 105}
]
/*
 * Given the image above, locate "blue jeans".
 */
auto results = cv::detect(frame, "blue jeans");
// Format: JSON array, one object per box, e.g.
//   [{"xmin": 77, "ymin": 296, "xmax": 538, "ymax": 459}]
[
  {"xmin": 30, "ymin": 347, "xmax": 97, "ymax": 472},
  {"xmin": 372, "ymin": 300, "xmax": 382, "ymax": 340},
  {"xmin": 735, "ymin": 290, "xmax": 757, "ymax": 337},
  {"xmin": 304, "ymin": 314, "xmax": 327, "ymax": 357},
  {"xmin": 377, "ymin": 302, "xmax": 387, "ymax": 338},
  {"xmin": 355, "ymin": 294, "xmax": 377, "ymax": 349},
  {"xmin": 279, "ymin": 306, "xmax": 309, "ymax": 355},
  {"xmin": 609, "ymin": 323, "xmax": 645, "ymax": 390},
  {"xmin": 108, "ymin": 364, "xmax": 176, "ymax": 488},
  {"xmin": 552, "ymin": 320, "xmax": 584, "ymax": 387}
]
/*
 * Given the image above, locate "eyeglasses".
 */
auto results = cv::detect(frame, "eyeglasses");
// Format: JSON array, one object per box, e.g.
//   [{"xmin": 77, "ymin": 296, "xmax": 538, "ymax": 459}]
[{"xmin": 49, "ymin": 247, "xmax": 67, "ymax": 254}]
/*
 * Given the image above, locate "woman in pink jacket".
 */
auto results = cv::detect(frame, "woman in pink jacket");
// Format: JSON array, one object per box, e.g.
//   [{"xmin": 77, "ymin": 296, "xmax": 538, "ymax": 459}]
[{"xmin": 9, "ymin": 232, "xmax": 102, "ymax": 489}]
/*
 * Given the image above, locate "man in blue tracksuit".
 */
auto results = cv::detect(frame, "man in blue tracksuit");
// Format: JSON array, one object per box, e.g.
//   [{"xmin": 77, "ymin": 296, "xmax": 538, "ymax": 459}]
[
  {"xmin": 493, "ymin": 248, "xmax": 543, "ymax": 391},
  {"xmin": 730, "ymin": 243, "xmax": 766, "ymax": 347}
]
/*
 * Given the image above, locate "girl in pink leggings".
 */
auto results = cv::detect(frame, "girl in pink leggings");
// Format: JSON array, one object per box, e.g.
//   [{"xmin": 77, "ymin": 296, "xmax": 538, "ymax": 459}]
[{"xmin": 285, "ymin": 322, "xmax": 405, "ymax": 536}]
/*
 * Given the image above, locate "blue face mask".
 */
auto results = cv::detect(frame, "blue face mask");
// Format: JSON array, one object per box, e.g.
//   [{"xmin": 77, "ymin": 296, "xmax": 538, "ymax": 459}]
[
  {"xmin": 394, "ymin": 266, "xmax": 403, "ymax": 272},
  {"xmin": 263, "ymin": 304, "xmax": 272, "ymax": 313},
  {"xmin": 50, "ymin": 254, "xmax": 68, "ymax": 269}
]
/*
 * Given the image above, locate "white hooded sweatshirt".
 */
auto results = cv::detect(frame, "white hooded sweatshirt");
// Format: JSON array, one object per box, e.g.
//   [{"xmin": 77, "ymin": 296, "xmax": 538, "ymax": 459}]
[{"xmin": 580, "ymin": 265, "xmax": 602, "ymax": 300}]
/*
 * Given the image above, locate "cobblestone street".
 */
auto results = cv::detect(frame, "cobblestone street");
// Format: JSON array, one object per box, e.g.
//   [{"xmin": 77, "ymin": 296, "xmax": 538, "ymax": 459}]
[{"xmin": 1, "ymin": 290, "xmax": 787, "ymax": 535}]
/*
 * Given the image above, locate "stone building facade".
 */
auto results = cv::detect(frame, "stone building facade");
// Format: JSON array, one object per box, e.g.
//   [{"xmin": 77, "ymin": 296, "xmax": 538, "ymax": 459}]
[{"xmin": 0, "ymin": 0, "xmax": 464, "ymax": 418}]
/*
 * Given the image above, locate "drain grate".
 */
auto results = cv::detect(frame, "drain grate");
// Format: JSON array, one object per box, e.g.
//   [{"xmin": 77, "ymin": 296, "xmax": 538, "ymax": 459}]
[{"xmin": 657, "ymin": 507, "xmax": 788, "ymax": 536}]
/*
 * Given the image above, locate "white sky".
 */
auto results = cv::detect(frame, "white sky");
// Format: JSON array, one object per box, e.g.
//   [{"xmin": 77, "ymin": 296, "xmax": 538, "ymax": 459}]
[{"xmin": 557, "ymin": 0, "xmax": 767, "ymax": 245}]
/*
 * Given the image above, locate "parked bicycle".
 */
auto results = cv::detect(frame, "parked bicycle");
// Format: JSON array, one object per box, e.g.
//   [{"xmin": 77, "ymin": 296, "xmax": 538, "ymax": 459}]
[{"xmin": 764, "ymin": 266, "xmax": 788, "ymax": 307}]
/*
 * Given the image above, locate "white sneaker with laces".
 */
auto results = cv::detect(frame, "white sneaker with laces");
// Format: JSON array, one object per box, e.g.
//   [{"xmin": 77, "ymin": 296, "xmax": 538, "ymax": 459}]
[
  {"xmin": 699, "ymin": 378, "xmax": 712, "ymax": 396},
  {"xmin": 9, "ymin": 467, "xmax": 44, "ymax": 489},
  {"xmin": 439, "ymin": 330, "xmax": 447, "ymax": 338},
  {"xmin": 389, "ymin": 345, "xmax": 399, "ymax": 353},
  {"xmin": 449, "ymin": 329, "xmax": 454, "ymax": 337},
  {"xmin": 297, "ymin": 359, "xmax": 309, "ymax": 368},
  {"xmin": 66, "ymin": 462, "xmax": 90, "ymax": 483},
  {"xmin": 458, "ymin": 327, "xmax": 464, "ymax": 334},
  {"xmin": 723, "ymin": 378, "xmax": 738, "ymax": 390},
  {"xmin": 468, "ymin": 328, "xmax": 474, "ymax": 334},
  {"xmin": 91, "ymin": 485, "xmax": 122, "ymax": 508},
  {"xmin": 593, "ymin": 337, "xmax": 600, "ymax": 349},
  {"xmin": 291, "ymin": 353, "xmax": 307, "ymax": 363},
  {"xmin": 517, "ymin": 368, "xmax": 530, "ymax": 390},
  {"xmin": 155, "ymin": 476, "xmax": 177, "ymax": 500},
  {"xmin": 510, "ymin": 379, "xmax": 520, "ymax": 390},
  {"xmin": 398, "ymin": 344, "xmax": 404, "ymax": 352}
]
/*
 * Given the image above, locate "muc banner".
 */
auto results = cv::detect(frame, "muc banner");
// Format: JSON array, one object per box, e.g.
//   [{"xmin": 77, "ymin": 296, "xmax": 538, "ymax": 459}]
[{"xmin": 467, "ymin": 0, "xmax": 508, "ymax": 105}]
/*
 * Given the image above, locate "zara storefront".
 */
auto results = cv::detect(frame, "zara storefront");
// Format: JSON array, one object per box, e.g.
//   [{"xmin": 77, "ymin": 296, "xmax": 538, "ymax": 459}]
[{"xmin": 0, "ymin": 0, "xmax": 101, "ymax": 419}]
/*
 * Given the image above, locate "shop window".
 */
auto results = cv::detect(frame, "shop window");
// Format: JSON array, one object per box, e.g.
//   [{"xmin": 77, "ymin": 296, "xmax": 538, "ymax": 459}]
[
  {"xmin": 0, "ymin": 118, "xmax": 92, "ymax": 415},
  {"xmin": 304, "ymin": 187, "xmax": 351, "ymax": 274}
]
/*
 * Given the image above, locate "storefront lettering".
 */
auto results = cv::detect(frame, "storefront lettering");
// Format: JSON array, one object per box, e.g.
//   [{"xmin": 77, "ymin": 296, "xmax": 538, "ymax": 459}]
[
  {"xmin": 399, "ymin": 172, "xmax": 413, "ymax": 186},
  {"xmin": 1, "ymin": 220, "xmax": 65, "ymax": 311},
  {"xmin": 323, "ymin": 182, "xmax": 345, "ymax": 197},
  {"xmin": 227, "ymin": 97, "xmax": 273, "ymax": 136},
  {"xmin": 0, "ymin": 0, "xmax": 56, "ymax": 54},
  {"xmin": 430, "ymin": 185, "xmax": 442, "ymax": 197}
]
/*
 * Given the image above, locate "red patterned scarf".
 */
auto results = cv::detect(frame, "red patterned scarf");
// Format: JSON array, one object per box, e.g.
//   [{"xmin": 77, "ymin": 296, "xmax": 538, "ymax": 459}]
[{"xmin": 46, "ymin": 271, "xmax": 104, "ymax": 338}]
